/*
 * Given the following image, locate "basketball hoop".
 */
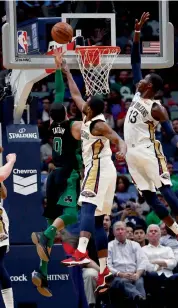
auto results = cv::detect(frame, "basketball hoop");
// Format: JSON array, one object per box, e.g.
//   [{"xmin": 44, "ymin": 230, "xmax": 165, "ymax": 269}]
[{"xmin": 75, "ymin": 46, "xmax": 121, "ymax": 96}]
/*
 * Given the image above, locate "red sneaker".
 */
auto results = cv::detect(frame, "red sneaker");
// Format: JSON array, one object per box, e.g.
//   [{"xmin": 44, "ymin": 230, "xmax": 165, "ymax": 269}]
[
  {"xmin": 95, "ymin": 267, "xmax": 114, "ymax": 293},
  {"xmin": 61, "ymin": 249, "xmax": 91, "ymax": 267}
]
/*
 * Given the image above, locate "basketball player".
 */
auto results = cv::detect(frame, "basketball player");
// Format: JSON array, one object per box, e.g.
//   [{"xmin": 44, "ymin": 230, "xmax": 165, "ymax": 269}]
[
  {"xmin": 0, "ymin": 152, "xmax": 16, "ymax": 308},
  {"xmin": 124, "ymin": 12, "xmax": 178, "ymax": 235},
  {"xmin": 31, "ymin": 50, "xmax": 83, "ymax": 297},
  {"xmin": 61, "ymin": 61, "xmax": 126, "ymax": 292}
]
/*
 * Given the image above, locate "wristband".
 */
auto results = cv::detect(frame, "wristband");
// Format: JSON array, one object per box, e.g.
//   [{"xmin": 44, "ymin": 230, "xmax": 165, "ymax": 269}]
[{"xmin": 135, "ymin": 30, "xmax": 141, "ymax": 33}]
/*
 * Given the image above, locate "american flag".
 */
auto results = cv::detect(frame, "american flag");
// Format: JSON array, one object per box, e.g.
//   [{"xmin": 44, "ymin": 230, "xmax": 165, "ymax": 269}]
[{"xmin": 142, "ymin": 41, "xmax": 160, "ymax": 54}]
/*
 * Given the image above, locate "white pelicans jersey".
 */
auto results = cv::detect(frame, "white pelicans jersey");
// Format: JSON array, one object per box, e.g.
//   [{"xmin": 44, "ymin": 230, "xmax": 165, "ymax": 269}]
[
  {"xmin": 79, "ymin": 113, "xmax": 117, "ymax": 216},
  {"xmin": 81, "ymin": 114, "xmax": 112, "ymax": 167},
  {"xmin": 124, "ymin": 92, "xmax": 160, "ymax": 148},
  {"xmin": 124, "ymin": 92, "xmax": 171, "ymax": 192}
]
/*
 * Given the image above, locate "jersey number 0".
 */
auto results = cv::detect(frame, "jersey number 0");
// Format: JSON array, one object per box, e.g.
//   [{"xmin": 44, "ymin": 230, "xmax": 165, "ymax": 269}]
[
  {"xmin": 128, "ymin": 110, "xmax": 138, "ymax": 123},
  {"xmin": 53, "ymin": 137, "xmax": 62, "ymax": 155}
]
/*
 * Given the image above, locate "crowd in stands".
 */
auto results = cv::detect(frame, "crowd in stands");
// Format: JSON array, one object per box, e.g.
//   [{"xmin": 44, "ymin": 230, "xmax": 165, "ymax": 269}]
[{"xmin": 1, "ymin": 1, "xmax": 178, "ymax": 308}]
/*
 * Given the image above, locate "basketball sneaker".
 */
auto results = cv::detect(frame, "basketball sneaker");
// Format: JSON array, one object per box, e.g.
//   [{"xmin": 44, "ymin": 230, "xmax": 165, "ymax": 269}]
[
  {"xmin": 31, "ymin": 232, "xmax": 50, "ymax": 262},
  {"xmin": 95, "ymin": 267, "xmax": 114, "ymax": 294},
  {"xmin": 61, "ymin": 249, "xmax": 91, "ymax": 266},
  {"xmin": 32, "ymin": 270, "xmax": 52, "ymax": 297}
]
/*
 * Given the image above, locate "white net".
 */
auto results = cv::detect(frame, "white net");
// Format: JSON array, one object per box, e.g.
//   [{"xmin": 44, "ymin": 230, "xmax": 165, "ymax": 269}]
[{"xmin": 75, "ymin": 46, "xmax": 120, "ymax": 96}]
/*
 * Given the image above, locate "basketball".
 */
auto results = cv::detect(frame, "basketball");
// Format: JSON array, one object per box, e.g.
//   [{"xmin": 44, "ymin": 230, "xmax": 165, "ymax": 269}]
[{"xmin": 51, "ymin": 22, "xmax": 73, "ymax": 44}]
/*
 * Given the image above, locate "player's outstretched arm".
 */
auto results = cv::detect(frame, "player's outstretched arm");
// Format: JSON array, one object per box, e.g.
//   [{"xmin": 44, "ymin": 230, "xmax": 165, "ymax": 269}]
[
  {"xmin": 152, "ymin": 103, "xmax": 178, "ymax": 147},
  {"xmin": 91, "ymin": 121, "xmax": 127, "ymax": 159},
  {"xmin": 53, "ymin": 49, "xmax": 65, "ymax": 103},
  {"xmin": 62, "ymin": 61, "xmax": 86, "ymax": 113},
  {"xmin": 131, "ymin": 12, "xmax": 150, "ymax": 87},
  {"xmin": 0, "ymin": 154, "xmax": 16, "ymax": 182}
]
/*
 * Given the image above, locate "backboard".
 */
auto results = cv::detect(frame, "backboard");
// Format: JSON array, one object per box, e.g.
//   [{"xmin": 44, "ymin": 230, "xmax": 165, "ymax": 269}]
[{"xmin": 2, "ymin": 1, "xmax": 174, "ymax": 69}]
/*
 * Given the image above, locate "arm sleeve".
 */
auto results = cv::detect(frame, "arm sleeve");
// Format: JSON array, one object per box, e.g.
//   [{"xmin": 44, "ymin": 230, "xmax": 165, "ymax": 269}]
[
  {"xmin": 131, "ymin": 42, "xmax": 142, "ymax": 85},
  {"xmin": 54, "ymin": 69, "xmax": 65, "ymax": 103}
]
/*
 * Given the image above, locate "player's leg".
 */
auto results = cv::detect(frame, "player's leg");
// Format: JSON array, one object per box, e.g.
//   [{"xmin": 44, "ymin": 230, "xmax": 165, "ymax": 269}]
[
  {"xmin": 0, "ymin": 246, "xmax": 14, "ymax": 308},
  {"xmin": 138, "ymin": 145, "xmax": 178, "ymax": 235},
  {"xmin": 61, "ymin": 160, "xmax": 102, "ymax": 266},
  {"xmin": 31, "ymin": 167, "xmax": 72, "ymax": 261},
  {"xmin": 61, "ymin": 159, "xmax": 116, "ymax": 269},
  {"xmin": 32, "ymin": 218, "xmax": 54, "ymax": 297},
  {"xmin": 94, "ymin": 176, "xmax": 116, "ymax": 293},
  {"xmin": 32, "ymin": 170, "xmax": 79, "ymax": 261},
  {"xmin": 159, "ymin": 184, "xmax": 178, "ymax": 220},
  {"xmin": 61, "ymin": 201, "xmax": 97, "ymax": 266}
]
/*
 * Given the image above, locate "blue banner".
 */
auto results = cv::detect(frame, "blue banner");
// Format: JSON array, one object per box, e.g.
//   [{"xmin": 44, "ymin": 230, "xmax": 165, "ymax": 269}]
[
  {"xmin": 2, "ymin": 125, "xmax": 45, "ymax": 244},
  {"xmin": 0, "ymin": 245, "xmax": 87, "ymax": 308},
  {"xmin": 6, "ymin": 125, "xmax": 39, "ymax": 143}
]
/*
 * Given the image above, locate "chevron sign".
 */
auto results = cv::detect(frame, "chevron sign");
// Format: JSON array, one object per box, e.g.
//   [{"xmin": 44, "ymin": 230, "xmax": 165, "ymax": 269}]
[{"xmin": 13, "ymin": 170, "xmax": 37, "ymax": 195}]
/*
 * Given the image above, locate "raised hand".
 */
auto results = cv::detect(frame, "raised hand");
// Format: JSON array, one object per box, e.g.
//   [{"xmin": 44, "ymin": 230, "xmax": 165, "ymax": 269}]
[
  {"xmin": 53, "ymin": 49, "xmax": 65, "ymax": 69},
  {"xmin": 135, "ymin": 12, "xmax": 150, "ymax": 31},
  {"xmin": 61, "ymin": 58, "xmax": 70, "ymax": 75},
  {"xmin": 6, "ymin": 153, "xmax": 16, "ymax": 164}
]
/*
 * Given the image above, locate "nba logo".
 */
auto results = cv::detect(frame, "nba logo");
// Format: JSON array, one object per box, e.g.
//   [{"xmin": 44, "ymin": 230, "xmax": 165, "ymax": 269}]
[{"xmin": 17, "ymin": 31, "xmax": 28, "ymax": 54}]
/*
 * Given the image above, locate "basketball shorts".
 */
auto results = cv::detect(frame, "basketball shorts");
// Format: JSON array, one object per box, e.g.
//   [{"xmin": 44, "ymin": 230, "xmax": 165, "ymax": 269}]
[
  {"xmin": 126, "ymin": 142, "xmax": 172, "ymax": 192},
  {"xmin": 43, "ymin": 167, "xmax": 80, "ymax": 219},
  {"xmin": 79, "ymin": 158, "xmax": 117, "ymax": 216}
]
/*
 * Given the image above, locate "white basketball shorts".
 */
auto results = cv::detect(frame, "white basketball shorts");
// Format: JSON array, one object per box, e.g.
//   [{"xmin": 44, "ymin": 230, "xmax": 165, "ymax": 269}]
[
  {"xmin": 79, "ymin": 157, "xmax": 117, "ymax": 216},
  {"xmin": 126, "ymin": 142, "xmax": 172, "ymax": 192}
]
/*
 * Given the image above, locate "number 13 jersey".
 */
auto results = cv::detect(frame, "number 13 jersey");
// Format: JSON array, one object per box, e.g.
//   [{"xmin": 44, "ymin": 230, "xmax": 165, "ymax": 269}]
[{"xmin": 124, "ymin": 92, "xmax": 160, "ymax": 147}]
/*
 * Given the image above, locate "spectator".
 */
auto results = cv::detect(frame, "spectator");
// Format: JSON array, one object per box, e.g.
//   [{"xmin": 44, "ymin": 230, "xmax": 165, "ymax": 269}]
[
  {"xmin": 163, "ymin": 84, "xmax": 175, "ymax": 106},
  {"xmin": 172, "ymin": 118, "xmax": 178, "ymax": 134},
  {"xmin": 160, "ymin": 222, "xmax": 167, "ymax": 236},
  {"xmin": 108, "ymin": 221, "xmax": 147, "ymax": 306},
  {"xmin": 103, "ymin": 215, "xmax": 114, "ymax": 242},
  {"xmin": 115, "ymin": 175, "xmax": 138, "ymax": 204},
  {"xmin": 103, "ymin": 101, "xmax": 115, "ymax": 129},
  {"xmin": 133, "ymin": 225, "xmax": 147, "ymax": 247},
  {"xmin": 40, "ymin": 96, "xmax": 51, "ymax": 122},
  {"xmin": 126, "ymin": 222, "xmax": 134, "ymax": 240},
  {"xmin": 107, "ymin": 89, "xmax": 122, "ymax": 121},
  {"xmin": 40, "ymin": 136, "xmax": 52, "ymax": 162},
  {"xmin": 143, "ymin": 224, "xmax": 178, "ymax": 308},
  {"xmin": 82, "ymin": 265, "xmax": 99, "ymax": 308},
  {"xmin": 37, "ymin": 96, "xmax": 51, "ymax": 140},
  {"xmin": 160, "ymin": 225, "xmax": 178, "ymax": 262},
  {"xmin": 111, "ymin": 70, "xmax": 133, "ymax": 101},
  {"xmin": 167, "ymin": 162, "xmax": 178, "ymax": 194},
  {"xmin": 67, "ymin": 101, "xmax": 82, "ymax": 120},
  {"xmin": 120, "ymin": 201, "xmax": 147, "ymax": 230},
  {"xmin": 116, "ymin": 98, "xmax": 132, "ymax": 133}
]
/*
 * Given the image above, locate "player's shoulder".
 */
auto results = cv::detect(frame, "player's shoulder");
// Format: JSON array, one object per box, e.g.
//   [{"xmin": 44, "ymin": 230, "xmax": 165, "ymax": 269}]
[{"xmin": 133, "ymin": 91, "xmax": 141, "ymax": 102}]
